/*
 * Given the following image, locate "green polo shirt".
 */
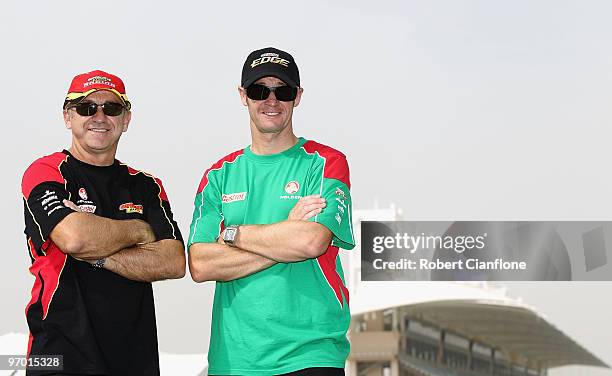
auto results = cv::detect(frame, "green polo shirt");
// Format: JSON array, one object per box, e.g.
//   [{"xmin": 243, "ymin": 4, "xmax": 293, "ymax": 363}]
[{"xmin": 188, "ymin": 137, "xmax": 355, "ymax": 375}]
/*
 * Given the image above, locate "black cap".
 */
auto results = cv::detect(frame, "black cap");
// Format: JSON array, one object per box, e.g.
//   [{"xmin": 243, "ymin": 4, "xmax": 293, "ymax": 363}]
[{"xmin": 241, "ymin": 47, "xmax": 300, "ymax": 88}]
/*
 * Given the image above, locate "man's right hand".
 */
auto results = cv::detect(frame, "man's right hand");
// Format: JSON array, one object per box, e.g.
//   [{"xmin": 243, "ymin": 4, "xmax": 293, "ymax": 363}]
[
  {"xmin": 63, "ymin": 199, "xmax": 155, "ymax": 245},
  {"xmin": 136, "ymin": 220, "xmax": 157, "ymax": 244},
  {"xmin": 288, "ymin": 195, "xmax": 326, "ymax": 221}
]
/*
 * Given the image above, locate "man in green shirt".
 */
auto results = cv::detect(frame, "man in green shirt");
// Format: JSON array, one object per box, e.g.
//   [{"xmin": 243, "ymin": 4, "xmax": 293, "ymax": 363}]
[{"xmin": 188, "ymin": 47, "xmax": 355, "ymax": 375}]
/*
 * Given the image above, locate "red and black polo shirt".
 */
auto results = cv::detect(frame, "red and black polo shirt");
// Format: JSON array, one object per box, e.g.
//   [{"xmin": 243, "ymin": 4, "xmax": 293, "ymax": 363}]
[{"xmin": 21, "ymin": 150, "xmax": 183, "ymax": 376}]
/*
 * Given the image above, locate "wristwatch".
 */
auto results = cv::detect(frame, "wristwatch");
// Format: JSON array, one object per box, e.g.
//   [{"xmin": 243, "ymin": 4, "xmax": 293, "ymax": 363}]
[
  {"xmin": 223, "ymin": 225, "xmax": 240, "ymax": 246},
  {"xmin": 92, "ymin": 258, "xmax": 106, "ymax": 269}
]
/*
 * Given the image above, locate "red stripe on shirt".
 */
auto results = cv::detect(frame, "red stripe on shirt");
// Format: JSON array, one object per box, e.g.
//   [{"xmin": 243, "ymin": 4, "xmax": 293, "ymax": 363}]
[
  {"xmin": 26, "ymin": 241, "xmax": 67, "ymax": 323},
  {"xmin": 25, "ymin": 239, "xmax": 41, "ymax": 346},
  {"xmin": 302, "ymin": 140, "xmax": 351, "ymax": 188},
  {"xmin": 126, "ymin": 166, "xmax": 169, "ymax": 201},
  {"xmin": 197, "ymin": 149, "xmax": 244, "ymax": 194},
  {"xmin": 316, "ymin": 246, "xmax": 349, "ymax": 307},
  {"xmin": 21, "ymin": 152, "xmax": 68, "ymax": 199}
]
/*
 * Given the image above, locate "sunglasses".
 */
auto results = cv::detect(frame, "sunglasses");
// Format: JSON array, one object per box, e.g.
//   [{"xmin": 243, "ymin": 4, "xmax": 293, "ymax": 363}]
[
  {"xmin": 246, "ymin": 84, "xmax": 298, "ymax": 102},
  {"xmin": 68, "ymin": 101, "xmax": 126, "ymax": 117}
]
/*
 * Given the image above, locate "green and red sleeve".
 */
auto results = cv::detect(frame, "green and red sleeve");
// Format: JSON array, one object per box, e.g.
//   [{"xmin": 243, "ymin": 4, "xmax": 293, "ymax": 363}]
[
  {"xmin": 303, "ymin": 141, "xmax": 355, "ymax": 250},
  {"xmin": 188, "ymin": 150, "xmax": 244, "ymax": 247}
]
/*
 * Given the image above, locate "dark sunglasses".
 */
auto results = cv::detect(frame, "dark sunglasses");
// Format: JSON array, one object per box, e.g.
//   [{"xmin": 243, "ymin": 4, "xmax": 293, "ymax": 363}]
[
  {"xmin": 68, "ymin": 101, "xmax": 126, "ymax": 117},
  {"xmin": 246, "ymin": 84, "xmax": 298, "ymax": 102}
]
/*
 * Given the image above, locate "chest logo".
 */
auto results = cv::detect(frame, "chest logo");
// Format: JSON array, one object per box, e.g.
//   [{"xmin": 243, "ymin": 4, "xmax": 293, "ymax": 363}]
[
  {"xmin": 284, "ymin": 181, "xmax": 300, "ymax": 194},
  {"xmin": 222, "ymin": 192, "xmax": 247, "ymax": 203},
  {"xmin": 78, "ymin": 188, "xmax": 88, "ymax": 200},
  {"xmin": 119, "ymin": 202, "xmax": 144, "ymax": 214},
  {"xmin": 78, "ymin": 204, "xmax": 96, "ymax": 213}
]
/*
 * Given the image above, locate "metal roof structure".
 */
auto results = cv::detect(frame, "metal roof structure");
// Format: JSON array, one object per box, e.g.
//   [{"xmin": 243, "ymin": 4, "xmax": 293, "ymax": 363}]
[{"xmin": 350, "ymin": 281, "xmax": 608, "ymax": 370}]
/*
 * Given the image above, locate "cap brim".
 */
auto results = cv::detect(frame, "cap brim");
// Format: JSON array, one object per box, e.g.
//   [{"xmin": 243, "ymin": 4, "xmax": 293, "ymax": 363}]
[
  {"xmin": 242, "ymin": 68, "xmax": 298, "ymax": 88},
  {"xmin": 65, "ymin": 88, "xmax": 131, "ymax": 109}
]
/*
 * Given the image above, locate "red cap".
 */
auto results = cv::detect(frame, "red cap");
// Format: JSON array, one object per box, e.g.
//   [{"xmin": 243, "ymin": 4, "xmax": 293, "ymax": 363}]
[{"xmin": 64, "ymin": 70, "xmax": 131, "ymax": 109}]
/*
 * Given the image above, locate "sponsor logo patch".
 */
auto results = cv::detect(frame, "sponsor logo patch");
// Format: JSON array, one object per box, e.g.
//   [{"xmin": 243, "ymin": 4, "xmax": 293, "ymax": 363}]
[
  {"xmin": 119, "ymin": 202, "xmax": 143, "ymax": 214},
  {"xmin": 47, "ymin": 206, "xmax": 63, "ymax": 216},
  {"xmin": 78, "ymin": 188, "xmax": 88, "ymax": 200},
  {"xmin": 284, "ymin": 181, "xmax": 300, "ymax": 194},
  {"xmin": 335, "ymin": 187, "xmax": 347, "ymax": 199},
  {"xmin": 222, "ymin": 192, "xmax": 247, "ymax": 203},
  {"xmin": 41, "ymin": 190, "xmax": 54, "ymax": 199},
  {"xmin": 41, "ymin": 195, "xmax": 58, "ymax": 206},
  {"xmin": 78, "ymin": 204, "xmax": 97, "ymax": 213},
  {"xmin": 280, "ymin": 195, "xmax": 302, "ymax": 200},
  {"xmin": 39, "ymin": 190, "xmax": 62, "ymax": 215},
  {"xmin": 251, "ymin": 53, "xmax": 290, "ymax": 68},
  {"xmin": 84, "ymin": 75, "xmax": 116, "ymax": 88}
]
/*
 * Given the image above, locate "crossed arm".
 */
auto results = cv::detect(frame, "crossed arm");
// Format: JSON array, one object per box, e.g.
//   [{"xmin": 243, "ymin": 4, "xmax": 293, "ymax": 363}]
[
  {"xmin": 188, "ymin": 195, "xmax": 332, "ymax": 283},
  {"xmin": 104, "ymin": 239, "xmax": 185, "ymax": 282},
  {"xmin": 51, "ymin": 200, "xmax": 185, "ymax": 282}
]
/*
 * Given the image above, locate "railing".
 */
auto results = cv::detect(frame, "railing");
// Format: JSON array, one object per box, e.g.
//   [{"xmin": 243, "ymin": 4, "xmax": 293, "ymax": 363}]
[{"xmin": 404, "ymin": 336, "xmax": 541, "ymax": 376}]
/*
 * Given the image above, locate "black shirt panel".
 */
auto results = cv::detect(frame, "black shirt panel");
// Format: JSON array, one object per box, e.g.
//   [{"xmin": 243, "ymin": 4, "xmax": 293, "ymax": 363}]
[
  {"xmin": 23, "ymin": 181, "xmax": 76, "ymax": 256},
  {"xmin": 28, "ymin": 257, "xmax": 109, "ymax": 375}
]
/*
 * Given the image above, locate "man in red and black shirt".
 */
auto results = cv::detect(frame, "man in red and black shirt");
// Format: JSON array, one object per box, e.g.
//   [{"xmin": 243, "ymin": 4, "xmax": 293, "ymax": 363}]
[{"xmin": 21, "ymin": 70, "xmax": 185, "ymax": 375}]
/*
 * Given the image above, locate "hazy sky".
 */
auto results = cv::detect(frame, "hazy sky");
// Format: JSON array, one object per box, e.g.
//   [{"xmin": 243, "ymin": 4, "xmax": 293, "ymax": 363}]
[{"xmin": 2, "ymin": 1, "xmax": 611, "ymax": 375}]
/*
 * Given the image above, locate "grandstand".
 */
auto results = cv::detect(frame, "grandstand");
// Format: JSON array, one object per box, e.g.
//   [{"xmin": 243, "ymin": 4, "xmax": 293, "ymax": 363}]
[
  {"xmin": 344, "ymin": 207, "xmax": 609, "ymax": 376},
  {"xmin": 346, "ymin": 281, "xmax": 608, "ymax": 376}
]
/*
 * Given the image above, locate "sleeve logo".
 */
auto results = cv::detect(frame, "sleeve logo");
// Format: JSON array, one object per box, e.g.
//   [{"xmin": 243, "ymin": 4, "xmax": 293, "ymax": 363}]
[{"xmin": 39, "ymin": 190, "xmax": 62, "ymax": 216}]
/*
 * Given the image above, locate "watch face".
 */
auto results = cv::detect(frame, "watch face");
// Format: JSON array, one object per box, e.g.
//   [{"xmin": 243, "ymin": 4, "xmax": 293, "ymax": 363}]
[{"xmin": 225, "ymin": 227, "xmax": 237, "ymax": 243}]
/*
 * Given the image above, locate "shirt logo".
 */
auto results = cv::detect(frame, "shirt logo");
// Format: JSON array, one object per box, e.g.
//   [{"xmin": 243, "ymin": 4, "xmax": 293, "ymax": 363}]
[
  {"xmin": 78, "ymin": 188, "xmax": 88, "ymax": 200},
  {"xmin": 284, "ymin": 181, "xmax": 300, "ymax": 194},
  {"xmin": 335, "ymin": 187, "xmax": 346, "ymax": 199},
  {"xmin": 222, "ymin": 192, "xmax": 247, "ymax": 203},
  {"xmin": 119, "ymin": 202, "xmax": 144, "ymax": 214},
  {"xmin": 79, "ymin": 204, "xmax": 97, "ymax": 213}
]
